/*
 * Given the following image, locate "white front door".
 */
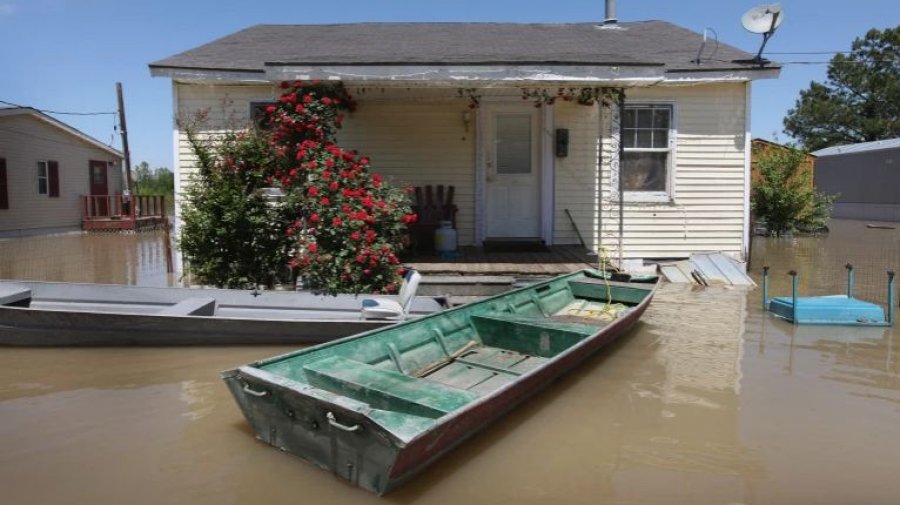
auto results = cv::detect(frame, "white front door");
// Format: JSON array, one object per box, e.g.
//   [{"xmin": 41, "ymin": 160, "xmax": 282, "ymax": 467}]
[{"xmin": 485, "ymin": 104, "xmax": 541, "ymax": 238}]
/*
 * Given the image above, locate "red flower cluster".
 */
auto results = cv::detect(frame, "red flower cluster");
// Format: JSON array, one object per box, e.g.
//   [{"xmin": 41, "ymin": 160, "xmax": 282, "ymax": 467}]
[{"xmin": 261, "ymin": 81, "xmax": 415, "ymax": 295}]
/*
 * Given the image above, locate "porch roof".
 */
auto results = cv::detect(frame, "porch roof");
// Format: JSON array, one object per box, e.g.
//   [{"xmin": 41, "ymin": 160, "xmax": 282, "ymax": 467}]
[{"xmin": 150, "ymin": 21, "xmax": 778, "ymax": 83}]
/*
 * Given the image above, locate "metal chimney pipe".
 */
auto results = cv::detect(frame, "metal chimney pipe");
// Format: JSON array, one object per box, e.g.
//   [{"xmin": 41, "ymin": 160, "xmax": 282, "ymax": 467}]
[{"xmin": 604, "ymin": 0, "xmax": 617, "ymax": 24}]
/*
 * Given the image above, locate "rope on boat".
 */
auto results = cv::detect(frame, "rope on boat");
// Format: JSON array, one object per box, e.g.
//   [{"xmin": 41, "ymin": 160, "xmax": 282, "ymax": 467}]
[{"xmin": 567, "ymin": 246, "xmax": 622, "ymax": 321}]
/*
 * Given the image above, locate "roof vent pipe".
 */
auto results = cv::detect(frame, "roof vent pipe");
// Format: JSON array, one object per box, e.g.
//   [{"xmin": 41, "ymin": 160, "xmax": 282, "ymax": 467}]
[{"xmin": 604, "ymin": 0, "xmax": 617, "ymax": 24}]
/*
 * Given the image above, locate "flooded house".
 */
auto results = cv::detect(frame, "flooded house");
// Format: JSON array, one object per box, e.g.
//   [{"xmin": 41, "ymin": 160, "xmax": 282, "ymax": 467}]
[
  {"xmin": 0, "ymin": 106, "xmax": 124, "ymax": 238},
  {"xmin": 149, "ymin": 9, "xmax": 779, "ymax": 272}
]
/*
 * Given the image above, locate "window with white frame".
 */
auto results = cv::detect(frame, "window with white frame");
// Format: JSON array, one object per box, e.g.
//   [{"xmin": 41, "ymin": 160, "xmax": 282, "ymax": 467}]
[
  {"xmin": 622, "ymin": 104, "xmax": 674, "ymax": 201},
  {"xmin": 36, "ymin": 161, "xmax": 49, "ymax": 195}
]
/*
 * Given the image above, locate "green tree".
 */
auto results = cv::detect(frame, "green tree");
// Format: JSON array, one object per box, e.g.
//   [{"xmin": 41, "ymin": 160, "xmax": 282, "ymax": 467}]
[
  {"xmin": 752, "ymin": 144, "xmax": 835, "ymax": 235},
  {"xmin": 133, "ymin": 161, "xmax": 174, "ymax": 196},
  {"xmin": 179, "ymin": 129, "xmax": 298, "ymax": 289},
  {"xmin": 783, "ymin": 26, "xmax": 900, "ymax": 151}
]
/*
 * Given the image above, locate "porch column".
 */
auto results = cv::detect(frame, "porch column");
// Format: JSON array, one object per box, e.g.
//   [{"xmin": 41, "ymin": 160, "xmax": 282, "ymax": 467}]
[{"xmin": 598, "ymin": 89, "xmax": 624, "ymax": 267}]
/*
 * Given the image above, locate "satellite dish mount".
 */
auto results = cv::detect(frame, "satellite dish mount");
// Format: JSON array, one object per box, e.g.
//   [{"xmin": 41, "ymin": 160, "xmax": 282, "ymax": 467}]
[{"xmin": 740, "ymin": 3, "xmax": 784, "ymax": 66}]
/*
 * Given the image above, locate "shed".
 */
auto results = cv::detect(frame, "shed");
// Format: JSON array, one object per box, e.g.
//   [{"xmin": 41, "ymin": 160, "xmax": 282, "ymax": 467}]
[{"xmin": 813, "ymin": 138, "xmax": 900, "ymax": 222}]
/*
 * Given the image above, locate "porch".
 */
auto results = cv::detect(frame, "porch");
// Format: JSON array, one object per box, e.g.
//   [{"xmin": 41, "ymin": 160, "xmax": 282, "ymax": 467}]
[
  {"xmin": 405, "ymin": 245, "xmax": 598, "ymax": 276},
  {"xmin": 81, "ymin": 195, "xmax": 169, "ymax": 232}
]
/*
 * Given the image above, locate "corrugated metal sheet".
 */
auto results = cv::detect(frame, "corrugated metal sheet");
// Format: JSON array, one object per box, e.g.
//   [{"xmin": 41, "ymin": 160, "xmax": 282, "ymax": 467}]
[
  {"xmin": 659, "ymin": 252, "xmax": 755, "ymax": 286},
  {"xmin": 812, "ymin": 138, "xmax": 900, "ymax": 157}
]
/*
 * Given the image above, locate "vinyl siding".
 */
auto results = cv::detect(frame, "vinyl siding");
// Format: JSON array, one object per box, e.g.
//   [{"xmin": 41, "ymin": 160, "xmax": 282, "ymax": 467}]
[
  {"xmin": 599, "ymin": 83, "xmax": 749, "ymax": 260},
  {"xmin": 174, "ymin": 83, "xmax": 477, "ymax": 244},
  {"xmin": 552, "ymin": 101, "xmax": 600, "ymax": 248},
  {"xmin": 0, "ymin": 115, "xmax": 124, "ymax": 235},
  {"xmin": 173, "ymin": 82, "xmax": 749, "ymax": 258}
]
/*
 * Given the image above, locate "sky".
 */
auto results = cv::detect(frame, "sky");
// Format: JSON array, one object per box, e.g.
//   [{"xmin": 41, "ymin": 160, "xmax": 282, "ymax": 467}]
[{"xmin": 1, "ymin": 0, "xmax": 897, "ymax": 170}]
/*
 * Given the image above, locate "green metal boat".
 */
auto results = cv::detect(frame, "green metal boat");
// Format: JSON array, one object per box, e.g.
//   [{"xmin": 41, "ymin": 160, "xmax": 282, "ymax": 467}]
[{"xmin": 222, "ymin": 269, "xmax": 657, "ymax": 494}]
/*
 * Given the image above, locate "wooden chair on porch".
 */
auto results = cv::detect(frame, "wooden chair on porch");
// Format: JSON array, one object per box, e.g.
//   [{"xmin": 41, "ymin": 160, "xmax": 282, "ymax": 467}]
[{"xmin": 409, "ymin": 185, "xmax": 458, "ymax": 254}]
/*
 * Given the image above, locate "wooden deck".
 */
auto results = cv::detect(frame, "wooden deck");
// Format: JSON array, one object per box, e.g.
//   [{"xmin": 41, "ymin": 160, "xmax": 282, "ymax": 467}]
[
  {"xmin": 405, "ymin": 245, "xmax": 599, "ymax": 276},
  {"xmin": 81, "ymin": 195, "xmax": 168, "ymax": 232}
]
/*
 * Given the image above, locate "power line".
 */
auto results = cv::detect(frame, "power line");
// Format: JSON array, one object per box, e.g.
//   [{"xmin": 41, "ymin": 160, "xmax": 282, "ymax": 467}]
[{"xmin": 0, "ymin": 100, "xmax": 116, "ymax": 116}]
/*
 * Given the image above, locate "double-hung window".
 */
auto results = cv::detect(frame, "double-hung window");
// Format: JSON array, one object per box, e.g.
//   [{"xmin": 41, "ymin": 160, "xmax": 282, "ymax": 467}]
[
  {"xmin": 622, "ymin": 104, "xmax": 674, "ymax": 201},
  {"xmin": 36, "ymin": 160, "xmax": 60, "ymax": 197},
  {"xmin": 37, "ymin": 161, "xmax": 49, "ymax": 195}
]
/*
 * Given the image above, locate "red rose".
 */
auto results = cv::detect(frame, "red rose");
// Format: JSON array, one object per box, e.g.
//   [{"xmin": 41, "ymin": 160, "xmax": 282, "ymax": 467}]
[
  {"xmin": 363, "ymin": 269, "xmax": 372, "ymax": 276},
  {"xmin": 329, "ymin": 181, "xmax": 339, "ymax": 190},
  {"xmin": 356, "ymin": 254, "xmax": 366, "ymax": 263},
  {"xmin": 265, "ymin": 105, "xmax": 276, "ymax": 114},
  {"xmin": 351, "ymin": 232, "xmax": 361, "ymax": 241},
  {"xmin": 320, "ymin": 197, "xmax": 330, "ymax": 206},
  {"xmin": 321, "ymin": 96, "xmax": 332, "ymax": 105},
  {"xmin": 308, "ymin": 187, "xmax": 319, "ymax": 197},
  {"xmin": 303, "ymin": 94, "xmax": 313, "ymax": 104},
  {"xmin": 309, "ymin": 212, "xmax": 319, "ymax": 223},
  {"xmin": 332, "ymin": 217, "xmax": 342, "ymax": 226},
  {"xmin": 307, "ymin": 243, "xmax": 318, "ymax": 253}
]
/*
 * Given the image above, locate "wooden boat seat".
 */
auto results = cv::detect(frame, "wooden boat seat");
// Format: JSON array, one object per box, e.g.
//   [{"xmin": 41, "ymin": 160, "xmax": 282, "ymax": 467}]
[
  {"xmin": 470, "ymin": 314, "xmax": 597, "ymax": 358},
  {"xmin": 158, "ymin": 296, "xmax": 217, "ymax": 316},
  {"xmin": 304, "ymin": 355, "xmax": 479, "ymax": 418},
  {"xmin": 0, "ymin": 284, "xmax": 31, "ymax": 307}
]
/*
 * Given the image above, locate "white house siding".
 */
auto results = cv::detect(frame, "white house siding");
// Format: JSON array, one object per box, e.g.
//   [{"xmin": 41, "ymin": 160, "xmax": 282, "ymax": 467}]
[
  {"xmin": 552, "ymin": 101, "xmax": 600, "ymax": 248},
  {"xmin": 600, "ymin": 83, "xmax": 749, "ymax": 260},
  {"xmin": 173, "ymin": 82, "xmax": 749, "ymax": 258},
  {"xmin": 337, "ymin": 99, "xmax": 476, "ymax": 246},
  {"xmin": 174, "ymin": 84, "xmax": 478, "ymax": 244},
  {"xmin": 0, "ymin": 115, "xmax": 123, "ymax": 236}
]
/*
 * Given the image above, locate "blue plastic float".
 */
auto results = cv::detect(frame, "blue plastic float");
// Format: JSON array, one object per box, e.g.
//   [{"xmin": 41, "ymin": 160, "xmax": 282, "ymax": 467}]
[{"xmin": 763, "ymin": 264, "xmax": 895, "ymax": 326}]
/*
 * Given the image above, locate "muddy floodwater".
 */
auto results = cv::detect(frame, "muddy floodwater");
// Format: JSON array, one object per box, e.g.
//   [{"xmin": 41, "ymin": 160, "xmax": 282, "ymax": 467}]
[{"xmin": 1, "ymin": 220, "xmax": 899, "ymax": 504}]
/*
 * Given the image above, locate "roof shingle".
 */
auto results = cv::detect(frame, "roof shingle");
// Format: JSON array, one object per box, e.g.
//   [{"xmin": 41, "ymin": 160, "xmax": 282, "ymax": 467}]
[{"xmin": 150, "ymin": 21, "xmax": 770, "ymax": 75}]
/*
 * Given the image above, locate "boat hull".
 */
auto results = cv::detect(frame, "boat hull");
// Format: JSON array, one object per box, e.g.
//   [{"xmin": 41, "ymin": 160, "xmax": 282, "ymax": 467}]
[
  {"xmin": 223, "ymin": 272, "xmax": 656, "ymax": 494},
  {"xmin": 0, "ymin": 280, "xmax": 445, "ymax": 346}
]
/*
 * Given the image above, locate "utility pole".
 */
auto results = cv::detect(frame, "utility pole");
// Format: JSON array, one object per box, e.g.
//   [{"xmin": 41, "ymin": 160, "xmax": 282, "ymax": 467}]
[{"xmin": 116, "ymin": 82, "xmax": 134, "ymax": 194}]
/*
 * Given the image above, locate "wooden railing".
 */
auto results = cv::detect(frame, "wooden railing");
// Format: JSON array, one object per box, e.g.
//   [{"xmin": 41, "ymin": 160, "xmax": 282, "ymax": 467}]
[{"xmin": 81, "ymin": 194, "xmax": 167, "ymax": 221}]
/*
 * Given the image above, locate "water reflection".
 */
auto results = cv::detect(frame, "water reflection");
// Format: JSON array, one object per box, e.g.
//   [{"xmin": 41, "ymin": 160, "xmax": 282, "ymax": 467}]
[{"xmin": 0, "ymin": 231, "xmax": 174, "ymax": 286}]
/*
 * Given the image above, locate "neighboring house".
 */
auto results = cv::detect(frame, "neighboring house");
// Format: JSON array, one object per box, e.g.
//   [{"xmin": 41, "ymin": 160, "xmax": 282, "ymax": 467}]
[
  {"xmin": 813, "ymin": 138, "xmax": 900, "ymax": 222},
  {"xmin": 150, "ymin": 14, "xmax": 779, "ymax": 267},
  {"xmin": 0, "ymin": 106, "xmax": 124, "ymax": 238},
  {"xmin": 750, "ymin": 138, "xmax": 816, "ymax": 189}
]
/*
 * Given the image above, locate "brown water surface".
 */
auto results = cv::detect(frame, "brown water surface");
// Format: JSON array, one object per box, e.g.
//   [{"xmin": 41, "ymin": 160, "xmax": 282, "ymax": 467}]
[{"xmin": 1, "ymin": 220, "xmax": 899, "ymax": 504}]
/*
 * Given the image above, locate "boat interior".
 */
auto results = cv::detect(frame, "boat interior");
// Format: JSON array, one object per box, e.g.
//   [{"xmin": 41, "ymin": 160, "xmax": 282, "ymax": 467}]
[
  {"xmin": 0, "ymin": 280, "xmax": 443, "ymax": 320},
  {"xmin": 255, "ymin": 272, "xmax": 654, "ymax": 434}
]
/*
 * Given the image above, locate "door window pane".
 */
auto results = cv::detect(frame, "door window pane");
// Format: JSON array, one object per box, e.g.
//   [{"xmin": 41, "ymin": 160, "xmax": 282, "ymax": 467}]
[{"xmin": 496, "ymin": 114, "xmax": 531, "ymax": 175}]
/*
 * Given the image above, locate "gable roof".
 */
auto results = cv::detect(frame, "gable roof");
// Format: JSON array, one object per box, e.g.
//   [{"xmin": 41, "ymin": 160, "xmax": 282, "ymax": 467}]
[
  {"xmin": 150, "ymin": 21, "xmax": 776, "ymax": 82},
  {"xmin": 0, "ymin": 106, "xmax": 123, "ymax": 158},
  {"xmin": 812, "ymin": 138, "xmax": 900, "ymax": 157}
]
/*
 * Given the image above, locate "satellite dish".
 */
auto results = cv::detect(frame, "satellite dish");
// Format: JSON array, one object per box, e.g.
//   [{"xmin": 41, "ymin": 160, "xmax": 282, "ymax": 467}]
[
  {"xmin": 741, "ymin": 3, "xmax": 784, "ymax": 34},
  {"xmin": 738, "ymin": 3, "xmax": 784, "ymax": 66}
]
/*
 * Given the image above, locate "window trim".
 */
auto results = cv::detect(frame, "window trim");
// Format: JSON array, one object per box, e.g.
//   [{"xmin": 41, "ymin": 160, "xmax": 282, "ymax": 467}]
[
  {"xmin": 621, "ymin": 101, "xmax": 676, "ymax": 203},
  {"xmin": 36, "ymin": 160, "xmax": 49, "ymax": 195}
]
